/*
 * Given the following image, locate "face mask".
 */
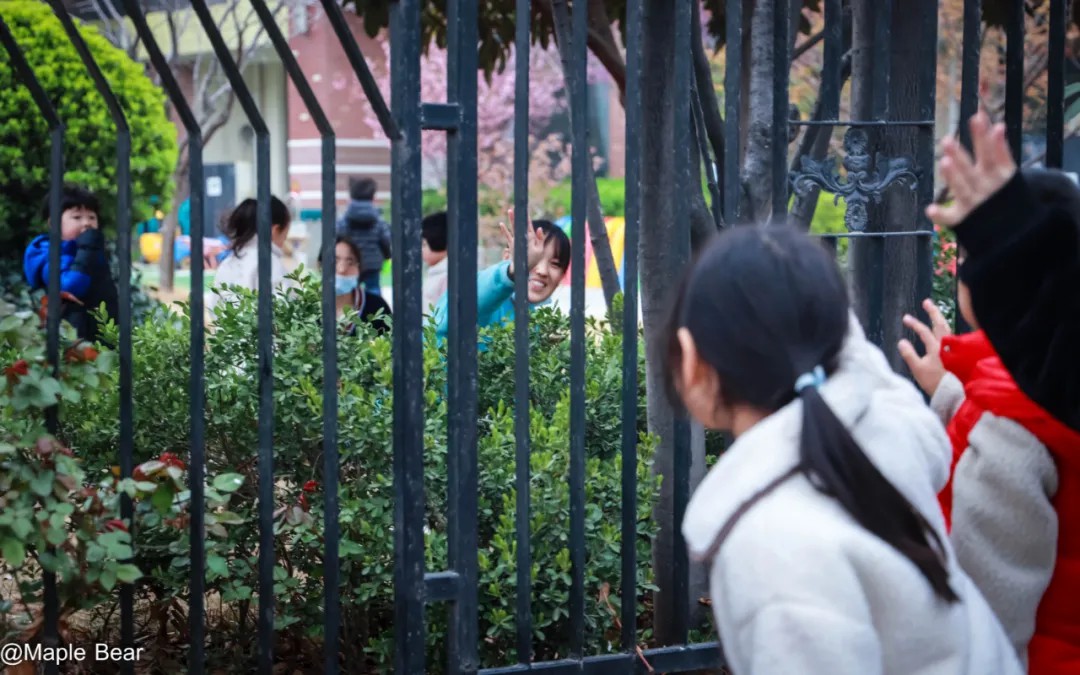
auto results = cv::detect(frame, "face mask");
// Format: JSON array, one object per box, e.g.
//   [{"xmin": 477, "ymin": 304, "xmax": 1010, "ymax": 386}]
[{"xmin": 334, "ymin": 275, "xmax": 359, "ymax": 296}]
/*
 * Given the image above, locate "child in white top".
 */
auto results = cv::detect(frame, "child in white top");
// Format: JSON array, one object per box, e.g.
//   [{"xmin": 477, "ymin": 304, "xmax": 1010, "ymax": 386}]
[
  {"xmin": 669, "ymin": 225, "xmax": 1020, "ymax": 675},
  {"xmin": 208, "ymin": 196, "xmax": 292, "ymax": 315}
]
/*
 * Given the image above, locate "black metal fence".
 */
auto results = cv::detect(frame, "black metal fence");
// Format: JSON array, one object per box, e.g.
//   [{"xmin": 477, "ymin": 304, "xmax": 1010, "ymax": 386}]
[{"xmin": 0, "ymin": 0, "xmax": 1072, "ymax": 672}]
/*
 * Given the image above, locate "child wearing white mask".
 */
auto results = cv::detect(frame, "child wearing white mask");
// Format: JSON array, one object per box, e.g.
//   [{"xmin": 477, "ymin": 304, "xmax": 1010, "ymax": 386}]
[{"xmin": 319, "ymin": 236, "xmax": 392, "ymax": 336}]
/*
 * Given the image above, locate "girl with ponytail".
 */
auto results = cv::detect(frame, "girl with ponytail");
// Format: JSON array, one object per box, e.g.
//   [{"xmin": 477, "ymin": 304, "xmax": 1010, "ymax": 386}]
[{"xmin": 670, "ymin": 225, "xmax": 1020, "ymax": 675}]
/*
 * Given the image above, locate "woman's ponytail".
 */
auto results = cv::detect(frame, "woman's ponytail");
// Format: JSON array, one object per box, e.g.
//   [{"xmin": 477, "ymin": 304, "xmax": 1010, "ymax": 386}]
[
  {"xmin": 797, "ymin": 385, "xmax": 958, "ymax": 603},
  {"xmin": 222, "ymin": 196, "xmax": 290, "ymax": 256}
]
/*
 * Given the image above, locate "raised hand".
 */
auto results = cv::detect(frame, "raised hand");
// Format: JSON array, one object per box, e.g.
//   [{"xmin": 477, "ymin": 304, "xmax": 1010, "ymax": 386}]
[
  {"xmin": 927, "ymin": 111, "xmax": 1017, "ymax": 228},
  {"xmin": 499, "ymin": 208, "xmax": 547, "ymax": 278},
  {"xmin": 898, "ymin": 299, "xmax": 953, "ymax": 397}
]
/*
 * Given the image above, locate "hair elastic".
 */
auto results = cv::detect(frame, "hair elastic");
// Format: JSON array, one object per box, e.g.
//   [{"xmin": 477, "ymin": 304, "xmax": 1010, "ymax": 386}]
[{"xmin": 794, "ymin": 365, "xmax": 826, "ymax": 394}]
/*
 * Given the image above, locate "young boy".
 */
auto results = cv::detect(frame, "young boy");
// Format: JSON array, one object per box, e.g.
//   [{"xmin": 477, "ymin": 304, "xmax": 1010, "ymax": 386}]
[
  {"xmin": 901, "ymin": 171, "xmax": 1080, "ymax": 672},
  {"xmin": 421, "ymin": 211, "xmax": 449, "ymax": 313},
  {"xmin": 23, "ymin": 185, "xmax": 118, "ymax": 342},
  {"xmin": 336, "ymin": 177, "xmax": 391, "ymax": 296}
]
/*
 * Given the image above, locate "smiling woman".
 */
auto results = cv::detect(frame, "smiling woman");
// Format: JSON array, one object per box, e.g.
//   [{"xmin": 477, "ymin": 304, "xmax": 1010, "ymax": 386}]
[{"xmin": 431, "ymin": 217, "xmax": 571, "ymax": 340}]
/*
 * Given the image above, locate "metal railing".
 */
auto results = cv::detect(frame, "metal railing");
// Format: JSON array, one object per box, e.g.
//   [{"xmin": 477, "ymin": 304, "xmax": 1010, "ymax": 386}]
[{"xmin": 1, "ymin": 0, "xmax": 1071, "ymax": 672}]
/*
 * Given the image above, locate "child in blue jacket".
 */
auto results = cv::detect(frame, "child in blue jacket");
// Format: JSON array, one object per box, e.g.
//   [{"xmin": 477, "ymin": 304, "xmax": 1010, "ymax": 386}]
[
  {"xmin": 23, "ymin": 185, "xmax": 118, "ymax": 342},
  {"xmin": 433, "ymin": 217, "xmax": 570, "ymax": 338}
]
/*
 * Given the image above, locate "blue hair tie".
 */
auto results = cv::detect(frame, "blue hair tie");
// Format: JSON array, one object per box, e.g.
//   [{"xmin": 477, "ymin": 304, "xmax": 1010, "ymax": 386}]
[{"xmin": 794, "ymin": 365, "xmax": 826, "ymax": 394}]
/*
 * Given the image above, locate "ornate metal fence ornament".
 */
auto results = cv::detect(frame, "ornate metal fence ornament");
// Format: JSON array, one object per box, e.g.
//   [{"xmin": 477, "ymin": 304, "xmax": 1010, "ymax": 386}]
[{"xmin": 790, "ymin": 128, "xmax": 920, "ymax": 231}]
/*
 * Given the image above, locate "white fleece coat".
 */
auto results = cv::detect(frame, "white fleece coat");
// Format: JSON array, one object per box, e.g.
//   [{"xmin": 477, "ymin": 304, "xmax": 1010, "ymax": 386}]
[
  {"xmin": 207, "ymin": 236, "xmax": 291, "ymax": 315},
  {"xmin": 681, "ymin": 316, "xmax": 1022, "ymax": 675}
]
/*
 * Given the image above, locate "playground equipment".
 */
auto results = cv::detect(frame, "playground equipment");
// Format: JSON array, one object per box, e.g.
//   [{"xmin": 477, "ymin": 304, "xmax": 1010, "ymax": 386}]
[{"xmin": 554, "ymin": 216, "xmax": 628, "ymax": 289}]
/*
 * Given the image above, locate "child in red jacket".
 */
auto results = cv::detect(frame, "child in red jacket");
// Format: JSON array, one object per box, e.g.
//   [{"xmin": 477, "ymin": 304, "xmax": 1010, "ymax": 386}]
[{"xmin": 901, "ymin": 183, "xmax": 1080, "ymax": 673}]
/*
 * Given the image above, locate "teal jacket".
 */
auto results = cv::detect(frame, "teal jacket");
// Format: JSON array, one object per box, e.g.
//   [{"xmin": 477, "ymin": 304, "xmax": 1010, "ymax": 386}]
[{"xmin": 433, "ymin": 260, "xmax": 548, "ymax": 339}]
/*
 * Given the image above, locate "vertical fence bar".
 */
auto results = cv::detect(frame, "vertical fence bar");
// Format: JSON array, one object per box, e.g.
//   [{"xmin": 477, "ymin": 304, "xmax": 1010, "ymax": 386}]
[
  {"xmin": 512, "ymin": 0, "xmax": 533, "ymax": 663},
  {"xmin": 872, "ymin": 0, "xmax": 892, "ymax": 119},
  {"xmin": 0, "ymin": 16, "xmax": 63, "ymax": 675},
  {"xmin": 959, "ymin": 0, "xmax": 981, "ymax": 151},
  {"xmin": 671, "ymin": 0, "xmax": 693, "ymax": 644},
  {"xmin": 188, "ymin": 2, "xmax": 274, "ymax": 671},
  {"xmin": 771, "ymin": 0, "xmax": 790, "ymax": 222},
  {"xmin": 724, "ymin": 0, "xmax": 743, "ymax": 224},
  {"xmin": 568, "ymin": 0, "xmax": 589, "ymax": 658},
  {"xmin": 1005, "ymin": 0, "xmax": 1025, "ymax": 159},
  {"xmin": 821, "ymin": 0, "xmax": 843, "ymax": 120},
  {"xmin": 621, "ymin": 0, "xmax": 643, "ymax": 652},
  {"xmin": 446, "ymin": 0, "xmax": 480, "ymax": 672},
  {"xmin": 246, "ymin": 2, "xmax": 341, "ymax": 671},
  {"xmin": 46, "ymin": 4, "xmax": 135, "ymax": 668},
  {"xmin": 1047, "ymin": 0, "xmax": 1066, "ymax": 168},
  {"xmin": 390, "ymin": 0, "xmax": 427, "ymax": 672},
  {"xmin": 118, "ymin": 2, "xmax": 207, "ymax": 670},
  {"xmin": 916, "ymin": 0, "xmax": 939, "ymax": 325}
]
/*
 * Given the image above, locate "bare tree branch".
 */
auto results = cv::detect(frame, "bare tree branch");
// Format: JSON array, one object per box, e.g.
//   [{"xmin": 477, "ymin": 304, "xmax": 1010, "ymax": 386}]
[
  {"xmin": 165, "ymin": 9, "xmax": 180, "ymax": 67},
  {"xmin": 792, "ymin": 29, "xmax": 824, "ymax": 61}
]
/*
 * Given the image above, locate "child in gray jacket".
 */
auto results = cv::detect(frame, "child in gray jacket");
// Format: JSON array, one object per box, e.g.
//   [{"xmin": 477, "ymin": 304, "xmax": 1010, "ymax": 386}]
[{"xmin": 336, "ymin": 177, "xmax": 391, "ymax": 296}]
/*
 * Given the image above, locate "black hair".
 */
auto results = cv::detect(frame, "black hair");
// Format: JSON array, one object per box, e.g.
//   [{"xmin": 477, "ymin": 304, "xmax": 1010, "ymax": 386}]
[
  {"xmin": 532, "ymin": 219, "xmax": 571, "ymax": 268},
  {"xmin": 421, "ymin": 211, "xmax": 449, "ymax": 252},
  {"xmin": 957, "ymin": 169, "xmax": 1080, "ymax": 282},
  {"xmin": 665, "ymin": 224, "xmax": 958, "ymax": 604},
  {"xmin": 349, "ymin": 177, "xmax": 378, "ymax": 202},
  {"xmin": 41, "ymin": 184, "xmax": 100, "ymax": 221},
  {"xmin": 222, "ymin": 196, "xmax": 290, "ymax": 256},
  {"xmin": 318, "ymin": 236, "xmax": 364, "ymax": 273}
]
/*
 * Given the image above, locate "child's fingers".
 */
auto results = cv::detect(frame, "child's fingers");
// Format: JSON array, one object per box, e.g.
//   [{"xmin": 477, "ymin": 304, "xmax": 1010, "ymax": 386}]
[
  {"xmin": 969, "ymin": 111, "xmax": 992, "ymax": 163},
  {"xmin": 897, "ymin": 339, "xmax": 921, "ymax": 370},
  {"xmin": 903, "ymin": 314, "xmax": 937, "ymax": 350},
  {"xmin": 986, "ymin": 123, "xmax": 1017, "ymax": 179},
  {"xmin": 922, "ymin": 299, "xmax": 951, "ymax": 338},
  {"xmin": 940, "ymin": 157, "xmax": 976, "ymax": 211},
  {"xmin": 499, "ymin": 222, "xmax": 512, "ymax": 243},
  {"xmin": 926, "ymin": 203, "xmax": 964, "ymax": 228}
]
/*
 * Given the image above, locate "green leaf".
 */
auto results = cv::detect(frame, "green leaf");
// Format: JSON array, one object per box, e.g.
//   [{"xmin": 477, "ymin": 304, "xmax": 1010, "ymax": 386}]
[
  {"xmin": 30, "ymin": 471, "xmax": 55, "ymax": 497},
  {"xmin": 85, "ymin": 543, "xmax": 105, "ymax": 563},
  {"xmin": 10, "ymin": 519, "xmax": 32, "ymax": 539},
  {"xmin": 214, "ymin": 511, "xmax": 244, "ymax": 525},
  {"xmin": 45, "ymin": 527, "xmax": 66, "ymax": 546},
  {"xmin": 207, "ymin": 554, "xmax": 229, "ymax": 579},
  {"xmin": 1, "ymin": 539, "xmax": 26, "ymax": 567},
  {"xmin": 151, "ymin": 484, "xmax": 174, "ymax": 514},
  {"xmin": 114, "ymin": 563, "xmax": 142, "ymax": 584},
  {"xmin": 212, "ymin": 473, "xmax": 245, "ymax": 493},
  {"xmin": 99, "ymin": 567, "xmax": 117, "ymax": 591},
  {"xmin": 94, "ymin": 350, "xmax": 117, "ymax": 372}
]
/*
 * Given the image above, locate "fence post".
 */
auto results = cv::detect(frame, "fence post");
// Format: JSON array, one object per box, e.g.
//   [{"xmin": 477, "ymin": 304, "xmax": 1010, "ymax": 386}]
[{"xmin": 0, "ymin": 15, "xmax": 64, "ymax": 675}]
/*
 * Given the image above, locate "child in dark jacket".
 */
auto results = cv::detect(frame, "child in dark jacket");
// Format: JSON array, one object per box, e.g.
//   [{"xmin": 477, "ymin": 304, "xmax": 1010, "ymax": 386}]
[
  {"xmin": 23, "ymin": 185, "xmax": 118, "ymax": 343},
  {"xmin": 336, "ymin": 177, "xmax": 391, "ymax": 296},
  {"xmin": 930, "ymin": 112, "xmax": 1080, "ymax": 433}
]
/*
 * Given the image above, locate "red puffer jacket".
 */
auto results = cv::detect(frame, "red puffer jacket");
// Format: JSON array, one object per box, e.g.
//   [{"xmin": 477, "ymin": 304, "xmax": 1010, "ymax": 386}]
[{"xmin": 939, "ymin": 330, "xmax": 1080, "ymax": 674}]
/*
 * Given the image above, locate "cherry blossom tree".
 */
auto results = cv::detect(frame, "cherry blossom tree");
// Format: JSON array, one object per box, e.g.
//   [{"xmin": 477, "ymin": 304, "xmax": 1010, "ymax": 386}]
[{"xmin": 360, "ymin": 39, "xmax": 571, "ymax": 197}]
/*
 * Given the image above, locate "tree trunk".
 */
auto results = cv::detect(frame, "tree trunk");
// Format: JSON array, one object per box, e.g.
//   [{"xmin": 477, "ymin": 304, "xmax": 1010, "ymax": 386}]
[
  {"xmin": 158, "ymin": 162, "xmax": 190, "ymax": 293},
  {"xmin": 550, "ymin": 0, "xmax": 622, "ymax": 310},
  {"xmin": 742, "ymin": 0, "xmax": 778, "ymax": 222},
  {"xmin": 849, "ymin": 0, "xmax": 925, "ymax": 358},
  {"xmin": 788, "ymin": 55, "xmax": 853, "ymax": 229},
  {"xmin": 640, "ymin": 0, "xmax": 708, "ymax": 644}
]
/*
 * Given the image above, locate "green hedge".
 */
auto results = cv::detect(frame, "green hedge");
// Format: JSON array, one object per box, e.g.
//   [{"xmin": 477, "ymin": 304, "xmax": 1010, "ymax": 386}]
[{"xmin": 2, "ymin": 272, "xmax": 660, "ymax": 671}]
